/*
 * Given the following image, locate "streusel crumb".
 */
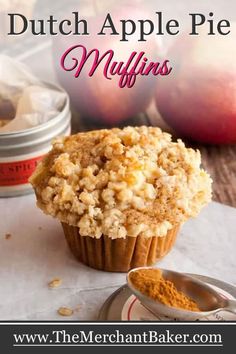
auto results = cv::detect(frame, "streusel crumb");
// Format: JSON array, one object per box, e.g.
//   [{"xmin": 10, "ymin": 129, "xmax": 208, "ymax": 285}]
[
  {"xmin": 57, "ymin": 307, "xmax": 73, "ymax": 316},
  {"xmin": 48, "ymin": 278, "xmax": 62, "ymax": 288},
  {"xmin": 30, "ymin": 126, "xmax": 212, "ymax": 239}
]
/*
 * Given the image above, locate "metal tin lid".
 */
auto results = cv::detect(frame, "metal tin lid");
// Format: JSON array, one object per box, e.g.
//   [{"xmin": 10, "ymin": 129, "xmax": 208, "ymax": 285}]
[{"xmin": 98, "ymin": 274, "xmax": 236, "ymax": 321}]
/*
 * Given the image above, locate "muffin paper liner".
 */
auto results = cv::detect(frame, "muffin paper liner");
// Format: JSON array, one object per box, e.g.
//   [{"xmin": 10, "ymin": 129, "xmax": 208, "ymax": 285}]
[{"xmin": 61, "ymin": 223, "xmax": 179, "ymax": 272}]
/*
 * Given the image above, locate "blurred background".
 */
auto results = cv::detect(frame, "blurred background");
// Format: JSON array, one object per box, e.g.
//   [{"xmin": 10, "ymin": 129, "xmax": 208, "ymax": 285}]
[{"xmin": 0, "ymin": 0, "xmax": 236, "ymax": 206}]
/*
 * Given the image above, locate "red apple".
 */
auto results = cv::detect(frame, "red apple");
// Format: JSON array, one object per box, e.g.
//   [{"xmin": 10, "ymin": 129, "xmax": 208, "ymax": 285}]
[
  {"xmin": 53, "ymin": 4, "xmax": 160, "ymax": 125},
  {"xmin": 155, "ymin": 27, "xmax": 236, "ymax": 144}
]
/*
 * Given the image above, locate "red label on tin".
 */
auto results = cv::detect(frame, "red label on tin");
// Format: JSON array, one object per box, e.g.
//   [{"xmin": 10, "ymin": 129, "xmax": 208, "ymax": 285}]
[{"xmin": 0, "ymin": 155, "xmax": 44, "ymax": 186}]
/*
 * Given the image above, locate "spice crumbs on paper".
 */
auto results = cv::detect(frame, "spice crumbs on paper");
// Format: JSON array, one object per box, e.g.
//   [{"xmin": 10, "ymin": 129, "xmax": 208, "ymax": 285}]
[
  {"xmin": 57, "ymin": 307, "xmax": 74, "ymax": 317},
  {"xmin": 48, "ymin": 278, "xmax": 62, "ymax": 288}
]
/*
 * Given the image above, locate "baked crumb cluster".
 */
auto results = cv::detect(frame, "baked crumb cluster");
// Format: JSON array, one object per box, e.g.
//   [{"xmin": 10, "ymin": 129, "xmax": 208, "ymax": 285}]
[{"xmin": 30, "ymin": 126, "xmax": 212, "ymax": 239}]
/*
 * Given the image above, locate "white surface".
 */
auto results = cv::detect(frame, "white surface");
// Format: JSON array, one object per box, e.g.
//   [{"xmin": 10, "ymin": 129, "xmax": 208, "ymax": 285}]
[{"xmin": 0, "ymin": 195, "xmax": 236, "ymax": 320}]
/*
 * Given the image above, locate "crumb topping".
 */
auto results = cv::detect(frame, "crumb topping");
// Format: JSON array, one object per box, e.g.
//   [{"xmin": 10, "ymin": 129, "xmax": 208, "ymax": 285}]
[
  {"xmin": 57, "ymin": 307, "xmax": 73, "ymax": 317},
  {"xmin": 30, "ymin": 126, "xmax": 212, "ymax": 239},
  {"xmin": 48, "ymin": 278, "xmax": 62, "ymax": 289}
]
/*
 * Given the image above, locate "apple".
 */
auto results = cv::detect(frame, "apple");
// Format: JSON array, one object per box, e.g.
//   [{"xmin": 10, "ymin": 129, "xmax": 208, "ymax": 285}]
[
  {"xmin": 53, "ymin": 4, "xmax": 160, "ymax": 126},
  {"xmin": 155, "ymin": 27, "xmax": 236, "ymax": 144}
]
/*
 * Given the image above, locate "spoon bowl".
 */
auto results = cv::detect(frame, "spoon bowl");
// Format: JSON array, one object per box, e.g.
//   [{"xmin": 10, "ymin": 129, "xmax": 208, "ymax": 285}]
[{"xmin": 127, "ymin": 267, "xmax": 236, "ymax": 320}]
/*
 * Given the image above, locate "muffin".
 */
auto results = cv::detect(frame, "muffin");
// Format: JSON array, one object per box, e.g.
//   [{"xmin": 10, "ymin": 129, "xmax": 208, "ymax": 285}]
[{"xmin": 29, "ymin": 126, "xmax": 212, "ymax": 272}]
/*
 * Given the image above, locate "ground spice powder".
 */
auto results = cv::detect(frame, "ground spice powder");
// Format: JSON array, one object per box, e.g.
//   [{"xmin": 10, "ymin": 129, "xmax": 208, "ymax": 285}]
[{"xmin": 130, "ymin": 268, "xmax": 200, "ymax": 312}]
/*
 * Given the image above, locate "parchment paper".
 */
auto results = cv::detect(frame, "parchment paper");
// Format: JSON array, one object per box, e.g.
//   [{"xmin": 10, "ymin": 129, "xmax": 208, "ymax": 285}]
[
  {"xmin": 0, "ymin": 196, "xmax": 235, "ymax": 320},
  {"xmin": 0, "ymin": 55, "xmax": 66, "ymax": 133}
]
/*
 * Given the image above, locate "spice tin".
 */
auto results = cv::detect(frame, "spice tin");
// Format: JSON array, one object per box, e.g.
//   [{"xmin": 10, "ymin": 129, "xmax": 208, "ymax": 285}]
[
  {"xmin": 0, "ymin": 82, "xmax": 71, "ymax": 197},
  {"xmin": 98, "ymin": 274, "xmax": 236, "ymax": 321}
]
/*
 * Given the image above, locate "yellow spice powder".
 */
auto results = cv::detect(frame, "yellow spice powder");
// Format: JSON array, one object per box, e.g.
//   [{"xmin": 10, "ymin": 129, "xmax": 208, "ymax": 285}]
[{"xmin": 130, "ymin": 268, "xmax": 199, "ymax": 312}]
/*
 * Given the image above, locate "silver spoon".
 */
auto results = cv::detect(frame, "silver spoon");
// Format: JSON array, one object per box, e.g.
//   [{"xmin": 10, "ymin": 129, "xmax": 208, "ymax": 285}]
[{"xmin": 127, "ymin": 267, "xmax": 236, "ymax": 320}]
